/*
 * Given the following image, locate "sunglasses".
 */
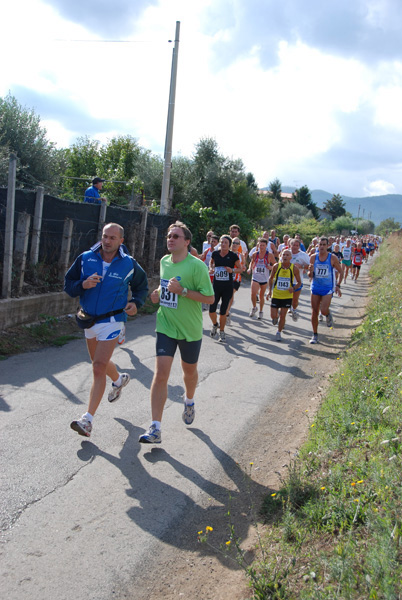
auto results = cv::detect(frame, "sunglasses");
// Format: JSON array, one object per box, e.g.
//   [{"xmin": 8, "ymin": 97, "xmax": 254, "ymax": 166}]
[{"xmin": 167, "ymin": 233, "xmax": 184, "ymax": 239}]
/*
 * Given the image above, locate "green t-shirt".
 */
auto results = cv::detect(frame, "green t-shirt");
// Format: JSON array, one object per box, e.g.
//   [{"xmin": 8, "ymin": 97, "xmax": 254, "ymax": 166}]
[{"xmin": 156, "ymin": 253, "xmax": 214, "ymax": 341}]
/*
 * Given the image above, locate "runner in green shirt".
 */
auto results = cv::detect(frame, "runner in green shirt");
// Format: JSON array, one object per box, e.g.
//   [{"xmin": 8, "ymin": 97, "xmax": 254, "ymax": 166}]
[{"xmin": 139, "ymin": 221, "xmax": 214, "ymax": 444}]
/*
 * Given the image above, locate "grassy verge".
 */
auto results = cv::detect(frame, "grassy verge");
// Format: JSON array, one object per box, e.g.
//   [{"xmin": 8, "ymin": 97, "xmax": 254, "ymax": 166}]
[{"xmin": 246, "ymin": 235, "xmax": 402, "ymax": 598}]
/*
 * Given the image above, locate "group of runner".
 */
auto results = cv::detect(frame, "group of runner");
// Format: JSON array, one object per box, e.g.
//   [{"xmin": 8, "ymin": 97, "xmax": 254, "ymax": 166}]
[
  {"xmin": 199, "ymin": 226, "xmax": 381, "ymax": 345},
  {"xmin": 66, "ymin": 220, "xmax": 380, "ymax": 444}
]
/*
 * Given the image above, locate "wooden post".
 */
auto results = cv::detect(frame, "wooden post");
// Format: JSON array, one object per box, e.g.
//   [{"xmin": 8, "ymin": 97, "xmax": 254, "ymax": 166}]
[
  {"xmin": 15, "ymin": 212, "xmax": 31, "ymax": 295},
  {"xmin": 138, "ymin": 206, "xmax": 148, "ymax": 259},
  {"xmin": 97, "ymin": 200, "xmax": 108, "ymax": 240},
  {"xmin": 30, "ymin": 186, "xmax": 44, "ymax": 264},
  {"xmin": 133, "ymin": 223, "xmax": 140, "ymax": 257},
  {"xmin": 148, "ymin": 226, "xmax": 158, "ymax": 274},
  {"xmin": 2, "ymin": 153, "xmax": 17, "ymax": 299},
  {"xmin": 58, "ymin": 218, "xmax": 74, "ymax": 280}
]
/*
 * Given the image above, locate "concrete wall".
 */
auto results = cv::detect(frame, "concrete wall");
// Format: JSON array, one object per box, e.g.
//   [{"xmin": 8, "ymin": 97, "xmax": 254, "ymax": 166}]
[{"xmin": 0, "ymin": 293, "xmax": 78, "ymax": 330}]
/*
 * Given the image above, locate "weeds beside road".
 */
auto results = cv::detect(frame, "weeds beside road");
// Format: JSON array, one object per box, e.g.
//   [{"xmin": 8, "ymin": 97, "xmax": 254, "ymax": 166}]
[
  {"xmin": 234, "ymin": 236, "xmax": 402, "ymax": 598},
  {"xmin": 0, "ymin": 295, "xmax": 158, "ymax": 360}
]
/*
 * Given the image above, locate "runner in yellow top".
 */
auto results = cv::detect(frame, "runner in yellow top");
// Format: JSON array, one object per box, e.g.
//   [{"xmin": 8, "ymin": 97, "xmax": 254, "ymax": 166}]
[{"xmin": 267, "ymin": 249, "xmax": 301, "ymax": 341}]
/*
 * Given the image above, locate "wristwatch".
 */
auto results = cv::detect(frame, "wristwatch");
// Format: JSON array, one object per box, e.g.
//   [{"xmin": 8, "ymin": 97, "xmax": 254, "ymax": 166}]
[{"xmin": 181, "ymin": 287, "xmax": 188, "ymax": 297}]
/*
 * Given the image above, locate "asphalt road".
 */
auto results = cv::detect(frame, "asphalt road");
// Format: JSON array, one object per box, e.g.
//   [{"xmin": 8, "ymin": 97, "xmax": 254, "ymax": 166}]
[{"xmin": 0, "ymin": 272, "xmax": 370, "ymax": 600}]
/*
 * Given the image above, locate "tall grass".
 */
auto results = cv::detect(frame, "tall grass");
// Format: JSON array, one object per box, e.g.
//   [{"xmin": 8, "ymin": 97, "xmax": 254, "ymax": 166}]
[{"xmin": 251, "ymin": 235, "xmax": 402, "ymax": 599}]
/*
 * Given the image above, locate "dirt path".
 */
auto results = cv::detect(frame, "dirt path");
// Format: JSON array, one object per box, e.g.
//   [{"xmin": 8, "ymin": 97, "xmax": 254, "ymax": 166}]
[{"xmin": 129, "ymin": 274, "xmax": 370, "ymax": 600}]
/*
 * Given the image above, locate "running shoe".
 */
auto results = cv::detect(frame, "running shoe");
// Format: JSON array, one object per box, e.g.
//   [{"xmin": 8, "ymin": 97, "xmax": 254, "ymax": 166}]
[
  {"xmin": 218, "ymin": 331, "xmax": 226, "ymax": 343},
  {"xmin": 291, "ymin": 309, "xmax": 299, "ymax": 322},
  {"xmin": 249, "ymin": 306, "xmax": 258, "ymax": 318},
  {"xmin": 326, "ymin": 311, "xmax": 333, "ymax": 328},
  {"xmin": 319, "ymin": 313, "xmax": 323, "ymax": 322},
  {"xmin": 182, "ymin": 402, "xmax": 195, "ymax": 425},
  {"xmin": 272, "ymin": 317, "xmax": 278, "ymax": 326},
  {"xmin": 139, "ymin": 424, "xmax": 161, "ymax": 444},
  {"xmin": 309, "ymin": 333, "xmax": 319, "ymax": 344},
  {"xmin": 70, "ymin": 415, "xmax": 92, "ymax": 437},
  {"xmin": 226, "ymin": 314, "xmax": 231, "ymax": 326},
  {"xmin": 275, "ymin": 331, "xmax": 282, "ymax": 342},
  {"xmin": 117, "ymin": 325, "xmax": 125, "ymax": 345},
  {"xmin": 258, "ymin": 311, "xmax": 264, "ymax": 320},
  {"xmin": 108, "ymin": 373, "xmax": 130, "ymax": 402},
  {"xmin": 210, "ymin": 323, "xmax": 218, "ymax": 338}
]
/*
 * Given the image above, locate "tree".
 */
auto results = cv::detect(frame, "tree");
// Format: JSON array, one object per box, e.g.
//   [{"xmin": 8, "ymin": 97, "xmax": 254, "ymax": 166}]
[
  {"xmin": 268, "ymin": 178, "xmax": 282, "ymax": 205},
  {"xmin": 62, "ymin": 136, "xmax": 101, "ymax": 200},
  {"xmin": 376, "ymin": 217, "xmax": 400, "ymax": 236},
  {"xmin": 0, "ymin": 93, "xmax": 63, "ymax": 190},
  {"xmin": 356, "ymin": 219, "xmax": 375, "ymax": 235},
  {"xmin": 292, "ymin": 185, "xmax": 319, "ymax": 219},
  {"xmin": 330, "ymin": 215, "xmax": 354, "ymax": 234},
  {"xmin": 281, "ymin": 202, "xmax": 314, "ymax": 224},
  {"xmin": 62, "ymin": 135, "xmax": 157, "ymax": 205},
  {"xmin": 323, "ymin": 194, "xmax": 346, "ymax": 218}
]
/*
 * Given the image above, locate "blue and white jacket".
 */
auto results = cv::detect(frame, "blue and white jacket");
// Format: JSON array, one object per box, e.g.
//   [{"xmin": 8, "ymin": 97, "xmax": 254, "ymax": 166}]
[{"xmin": 64, "ymin": 242, "xmax": 148, "ymax": 322}]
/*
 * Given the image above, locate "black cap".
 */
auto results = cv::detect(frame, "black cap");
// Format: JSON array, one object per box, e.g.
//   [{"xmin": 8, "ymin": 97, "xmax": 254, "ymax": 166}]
[{"xmin": 92, "ymin": 177, "xmax": 105, "ymax": 185}]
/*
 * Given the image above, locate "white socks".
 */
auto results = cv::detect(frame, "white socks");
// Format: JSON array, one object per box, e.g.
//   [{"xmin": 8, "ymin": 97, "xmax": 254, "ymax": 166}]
[
  {"xmin": 83, "ymin": 412, "xmax": 93, "ymax": 423},
  {"xmin": 185, "ymin": 397, "xmax": 194, "ymax": 406},
  {"xmin": 113, "ymin": 374, "xmax": 123, "ymax": 387},
  {"xmin": 151, "ymin": 420, "xmax": 161, "ymax": 430}
]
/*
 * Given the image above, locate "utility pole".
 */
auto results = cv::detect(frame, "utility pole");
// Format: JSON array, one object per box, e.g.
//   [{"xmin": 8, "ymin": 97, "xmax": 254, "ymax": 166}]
[
  {"xmin": 160, "ymin": 21, "xmax": 180, "ymax": 215},
  {"xmin": 355, "ymin": 204, "xmax": 361, "ymax": 232}
]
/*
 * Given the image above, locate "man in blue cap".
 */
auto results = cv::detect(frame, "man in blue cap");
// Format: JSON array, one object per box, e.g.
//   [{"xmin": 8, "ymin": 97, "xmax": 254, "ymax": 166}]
[{"xmin": 84, "ymin": 177, "xmax": 106, "ymax": 204}]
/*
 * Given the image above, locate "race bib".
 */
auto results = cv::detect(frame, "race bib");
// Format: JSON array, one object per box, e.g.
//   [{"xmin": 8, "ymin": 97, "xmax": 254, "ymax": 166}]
[
  {"xmin": 215, "ymin": 266, "xmax": 230, "ymax": 281},
  {"xmin": 256, "ymin": 266, "xmax": 266, "ymax": 274},
  {"xmin": 159, "ymin": 278, "xmax": 178, "ymax": 309},
  {"xmin": 277, "ymin": 277, "xmax": 291, "ymax": 290},
  {"xmin": 343, "ymin": 248, "xmax": 351, "ymax": 260},
  {"xmin": 354, "ymin": 253, "xmax": 362, "ymax": 264},
  {"xmin": 315, "ymin": 265, "xmax": 329, "ymax": 278}
]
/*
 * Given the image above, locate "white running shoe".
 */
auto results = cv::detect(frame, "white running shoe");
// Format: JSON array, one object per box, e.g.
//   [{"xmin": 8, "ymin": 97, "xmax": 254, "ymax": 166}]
[
  {"xmin": 210, "ymin": 323, "xmax": 218, "ymax": 338},
  {"xmin": 258, "ymin": 311, "xmax": 264, "ymax": 320},
  {"xmin": 249, "ymin": 306, "xmax": 258, "ymax": 318},
  {"xmin": 70, "ymin": 415, "xmax": 92, "ymax": 437},
  {"xmin": 319, "ymin": 313, "xmax": 323, "ymax": 322},
  {"xmin": 275, "ymin": 331, "xmax": 282, "ymax": 341},
  {"xmin": 108, "ymin": 373, "xmax": 130, "ymax": 402},
  {"xmin": 291, "ymin": 309, "xmax": 299, "ymax": 322}
]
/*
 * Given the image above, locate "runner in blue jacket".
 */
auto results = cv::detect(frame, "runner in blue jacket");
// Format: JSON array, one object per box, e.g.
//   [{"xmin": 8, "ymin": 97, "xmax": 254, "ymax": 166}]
[{"xmin": 65, "ymin": 222, "xmax": 148, "ymax": 437}]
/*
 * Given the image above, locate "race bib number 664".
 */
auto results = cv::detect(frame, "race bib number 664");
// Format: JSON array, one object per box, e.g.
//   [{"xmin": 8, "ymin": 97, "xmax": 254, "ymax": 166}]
[{"xmin": 160, "ymin": 278, "xmax": 178, "ymax": 309}]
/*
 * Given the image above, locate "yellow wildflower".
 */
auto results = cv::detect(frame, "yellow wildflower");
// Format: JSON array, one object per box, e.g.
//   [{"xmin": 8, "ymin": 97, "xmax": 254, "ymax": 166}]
[
  {"xmin": 271, "ymin": 493, "xmax": 277, "ymax": 497},
  {"xmin": 226, "ymin": 541, "xmax": 231, "ymax": 546},
  {"xmin": 206, "ymin": 526, "xmax": 213, "ymax": 532},
  {"xmin": 198, "ymin": 531, "xmax": 203, "ymax": 535},
  {"xmin": 320, "ymin": 486, "xmax": 326, "ymax": 490}
]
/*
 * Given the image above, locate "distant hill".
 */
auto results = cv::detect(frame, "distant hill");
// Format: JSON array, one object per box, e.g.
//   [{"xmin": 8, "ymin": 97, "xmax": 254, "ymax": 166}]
[{"xmin": 278, "ymin": 187, "xmax": 402, "ymax": 225}]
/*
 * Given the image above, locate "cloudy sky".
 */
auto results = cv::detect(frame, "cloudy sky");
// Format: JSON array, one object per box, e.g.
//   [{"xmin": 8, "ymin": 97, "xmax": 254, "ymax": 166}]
[{"xmin": 2, "ymin": 0, "xmax": 402, "ymax": 198}]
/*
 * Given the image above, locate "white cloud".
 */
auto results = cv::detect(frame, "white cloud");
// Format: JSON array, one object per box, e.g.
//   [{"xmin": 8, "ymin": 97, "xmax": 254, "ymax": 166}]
[{"xmin": 364, "ymin": 180, "xmax": 396, "ymax": 196}]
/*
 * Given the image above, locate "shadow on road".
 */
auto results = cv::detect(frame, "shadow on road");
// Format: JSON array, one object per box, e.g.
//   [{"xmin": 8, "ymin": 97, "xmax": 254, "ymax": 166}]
[{"xmin": 76, "ymin": 419, "xmax": 272, "ymax": 569}]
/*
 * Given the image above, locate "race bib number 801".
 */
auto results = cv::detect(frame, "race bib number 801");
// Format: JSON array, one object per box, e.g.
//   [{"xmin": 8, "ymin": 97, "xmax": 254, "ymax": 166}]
[{"xmin": 160, "ymin": 278, "xmax": 178, "ymax": 309}]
